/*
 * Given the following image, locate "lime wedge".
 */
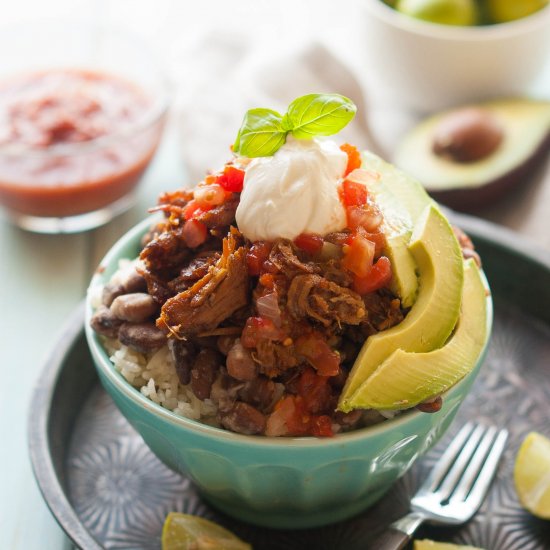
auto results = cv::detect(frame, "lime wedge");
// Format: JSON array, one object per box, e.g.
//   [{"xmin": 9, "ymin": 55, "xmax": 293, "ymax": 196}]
[
  {"xmin": 514, "ymin": 432, "xmax": 550, "ymax": 519},
  {"xmin": 414, "ymin": 540, "xmax": 485, "ymax": 550},
  {"xmin": 162, "ymin": 513, "xmax": 252, "ymax": 550}
]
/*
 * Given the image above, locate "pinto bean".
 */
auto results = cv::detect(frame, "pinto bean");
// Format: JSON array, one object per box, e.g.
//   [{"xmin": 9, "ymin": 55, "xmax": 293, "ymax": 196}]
[
  {"xmin": 416, "ymin": 396, "xmax": 443, "ymax": 413},
  {"xmin": 217, "ymin": 335, "xmax": 237, "ymax": 355},
  {"xmin": 238, "ymin": 377, "xmax": 277, "ymax": 412},
  {"xmin": 170, "ymin": 339, "xmax": 197, "ymax": 385},
  {"xmin": 102, "ymin": 282, "xmax": 125, "ymax": 307},
  {"xmin": 226, "ymin": 341, "xmax": 257, "ymax": 381},
  {"xmin": 220, "ymin": 402, "xmax": 266, "ymax": 435},
  {"xmin": 462, "ymin": 248, "xmax": 482, "ymax": 268},
  {"xmin": 123, "ymin": 270, "xmax": 148, "ymax": 294},
  {"xmin": 118, "ymin": 322, "xmax": 166, "ymax": 353},
  {"xmin": 110, "ymin": 293, "xmax": 158, "ymax": 322},
  {"xmin": 102, "ymin": 270, "xmax": 147, "ymax": 307},
  {"xmin": 333, "ymin": 410, "xmax": 363, "ymax": 430},
  {"xmin": 191, "ymin": 349, "xmax": 222, "ymax": 400},
  {"xmin": 90, "ymin": 306, "xmax": 123, "ymax": 338}
]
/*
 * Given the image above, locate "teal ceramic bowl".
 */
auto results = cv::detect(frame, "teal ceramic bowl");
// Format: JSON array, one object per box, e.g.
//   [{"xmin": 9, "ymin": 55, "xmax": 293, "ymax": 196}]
[{"xmin": 85, "ymin": 217, "xmax": 493, "ymax": 529}]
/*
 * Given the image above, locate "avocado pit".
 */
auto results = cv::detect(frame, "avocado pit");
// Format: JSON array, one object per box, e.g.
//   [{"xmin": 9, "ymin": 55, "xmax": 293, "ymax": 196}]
[{"xmin": 432, "ymin": 107, "xmax": 504, "ymax": 163}]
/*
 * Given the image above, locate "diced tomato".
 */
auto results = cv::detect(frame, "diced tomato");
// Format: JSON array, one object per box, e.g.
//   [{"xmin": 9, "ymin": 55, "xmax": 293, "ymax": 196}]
[
  {"xmin": 265, "ymin": 396, "xmax": 296, "ymax": 437},
  {"xmin": 295, "ymin": 334, "xmax": 340, "ymax": 377},
  {"xmin": 259, "ymin": 273, "xmax": 275, "ymax": 289},
  {"xmin": 346, "ymin": 203, "xmax": 383, "ymax": 232},
  {"xmin": 217, "ymin": 166, "xmax": 245, "ymax": 193},
  {"xmin": 284, "ymin": 396, "xmax": 312, "ymax": 435},
  {"xmin": 311, "ymin": 415, "xmax": 334, "ymax": 437},
  {"xmin": 241, "ymin": 316, "xmax": 285, "ymax": 348},
  {"xmin": 346, "ymin": 168, "xmax": 380, "ymax": 185},
  {"xmin": 297, "ymin": 368, "xmax": 332, "ymax": 414},
  {"xmin": 193, "ymin": 184, "xmax": 226, "ymax": 208},
  {"xmin": 352, "ymin": 256, "xmax": 392, "ymax": 295},
  {"xmin": 182, "ymin": 219, "xmax": 207, "ymax": 248},
  {"xmin": 294, "ymin": 233, "xmax": 324, "ymax": 255},
  {"xmin": 183, "ymin": 199, "xmax": 212, "ymax": 221},
  {"xmin": 359, "ymin": 228, "xmax": 386, "ymax": 255},
  {"xmin": 340, "ymin": 143, "xmax": 361, "ymax": 176},
  {"xmin": 265, "ymin": 395, "xmax": 334, "ymax": 437},
  {"xmin": 341, "ymin": 179, "xmax": 368, "ymax": 207},
  {"xmin": 246, "ymin": 241, "xmax": 272, "ymax": 276},
  {"xmin": 342, "ymin": 233, "xmax": 375, "ymax": 278}
]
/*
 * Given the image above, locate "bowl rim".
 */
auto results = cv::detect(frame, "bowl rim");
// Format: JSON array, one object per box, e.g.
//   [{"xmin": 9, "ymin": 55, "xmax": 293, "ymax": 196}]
[
  {"xmin": 85, "ymin": 216, "xmax": 493, "ymax": 449},
  {"xmin": 0, "ymin": 20, "xmax": 171, "ymax": 158},
  {"xmin": 362, "ymin": 0, "xmax": 550, "ymax": 41}
]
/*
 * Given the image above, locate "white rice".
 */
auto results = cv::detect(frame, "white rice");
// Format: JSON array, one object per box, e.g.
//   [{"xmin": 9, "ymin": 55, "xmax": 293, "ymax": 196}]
[{"xmin": 104, "ymin": 336, "xmax": 219, "ymax": 424}]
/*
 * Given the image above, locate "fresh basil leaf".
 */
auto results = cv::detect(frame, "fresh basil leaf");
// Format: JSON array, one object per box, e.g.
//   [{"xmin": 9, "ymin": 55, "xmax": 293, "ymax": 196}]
[
  {"xmin": 286, "ymin": 94, "xmax": 357, "ymax": 139},
  {"xmin": 233, "ymin": 108, "xmax": 288, "ymax": 158}
]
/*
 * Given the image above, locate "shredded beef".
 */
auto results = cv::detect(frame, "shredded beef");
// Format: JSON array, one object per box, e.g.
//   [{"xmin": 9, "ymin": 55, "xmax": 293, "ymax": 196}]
[
  {"xmin": 196, "ymin": 196, "xmax": 238, "ymax": 228},
  {"xmin": 267, "ymin": 240, "xmax": 318, "ymax": 276},
  {"xmin": 168, "ymin": 253, "xmax": 220, "ymax": 294},
  {"xmin": 157, "ymin": 230, "xmax": 250, "ymax": 336},
  {"xmin": 253, "ymin": 339, "xmax": 299, "ymax": 377},
  {"xmin": 287, "ymin": 274, "xmax": 366, "ymax": 327}
]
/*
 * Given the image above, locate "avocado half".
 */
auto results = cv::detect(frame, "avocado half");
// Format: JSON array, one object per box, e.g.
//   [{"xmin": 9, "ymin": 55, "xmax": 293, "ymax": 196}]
[{"xmin": 394, "ymin": 99, "xmax": 550, "ymax": 212}]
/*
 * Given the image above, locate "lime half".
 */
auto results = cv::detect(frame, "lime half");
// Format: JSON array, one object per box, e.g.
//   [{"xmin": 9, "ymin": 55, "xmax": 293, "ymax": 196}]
[
  {"xmin": 162, "ymin": 513, "xmax": 252, "ymax": 550},
  {"xmin": 414, "ymin": 540, "xmax": 484, "ymax": 550},
  {"xmin": 514, "ymin": 432, "xmax": 550, "ymax": 519}
]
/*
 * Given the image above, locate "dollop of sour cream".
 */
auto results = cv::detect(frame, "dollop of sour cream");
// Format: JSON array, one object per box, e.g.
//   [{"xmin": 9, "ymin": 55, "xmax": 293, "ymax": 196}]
[{"xmin": 236, "ymin": 137, "xmax": 348, "ymax": 242}]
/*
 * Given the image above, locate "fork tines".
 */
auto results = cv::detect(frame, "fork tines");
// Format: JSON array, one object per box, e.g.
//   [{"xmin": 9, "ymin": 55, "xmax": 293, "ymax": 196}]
[{"xmin": 415, "ymin": 422, "xmax": 508, "ymax": 517}]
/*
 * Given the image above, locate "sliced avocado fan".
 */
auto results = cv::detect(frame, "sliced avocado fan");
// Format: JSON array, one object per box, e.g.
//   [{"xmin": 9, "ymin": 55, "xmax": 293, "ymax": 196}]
[
  {"xmin": 338, "ymin": 204, "xmax": 464, "ymax": 412},
  {"xmin": 346, "ymin": 259, "xmax": 489, "ymax": 410}
]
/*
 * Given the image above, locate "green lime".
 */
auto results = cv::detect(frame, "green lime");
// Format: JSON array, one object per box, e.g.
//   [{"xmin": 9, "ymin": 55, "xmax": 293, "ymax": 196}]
[
  {"xmin": 514, "ymin": 432, "xmax": 550, "ymax": 519},
  {"xmin": 414, "ymin": 539, "xmax": 485, "ymax": 549},
  {"xmin": 487, "ymin": 0, "xmax": 548, "ymax": 23},
  {"xmin": 161, "ymin": 513, "xmax": 252, "ymax": 550},
  {"xmin": 396, "ymin": 0, "xmax": 478, "ymax": 26}
]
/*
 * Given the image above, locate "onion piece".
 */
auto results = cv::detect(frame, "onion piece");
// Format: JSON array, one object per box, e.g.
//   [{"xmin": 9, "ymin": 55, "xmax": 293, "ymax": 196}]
[{"xmin": 256, "ymin": 292, "xmax": 282, "ymax": 327}]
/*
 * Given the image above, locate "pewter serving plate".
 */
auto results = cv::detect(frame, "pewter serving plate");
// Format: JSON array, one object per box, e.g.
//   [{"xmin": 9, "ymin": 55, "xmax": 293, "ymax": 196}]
[{"xmin": 29, "ymin": 213, "xmax": 550, "ymax": 550}]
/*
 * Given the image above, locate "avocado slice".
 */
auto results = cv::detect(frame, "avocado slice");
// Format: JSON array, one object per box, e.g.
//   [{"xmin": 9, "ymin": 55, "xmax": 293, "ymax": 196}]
[
  {"xmin": 346, "ymin": 259, "xmax": 488, "ymax": 410},
  {"xmin": 338, "ymin": 204, "xmax": 464, "ymax": 412},
  {"xmin": 394, "ymin": 99, "xmax": 550, "ymax": 211},
  {"xmin": 361, "ymin": 151, "xmax": 435, "ymax": 307}
]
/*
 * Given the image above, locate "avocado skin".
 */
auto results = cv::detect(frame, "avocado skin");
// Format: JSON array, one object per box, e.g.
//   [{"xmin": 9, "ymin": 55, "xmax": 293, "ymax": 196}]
[{"xmin": 428, "ymin": 131, "xmax": 550, "ymax": 212}]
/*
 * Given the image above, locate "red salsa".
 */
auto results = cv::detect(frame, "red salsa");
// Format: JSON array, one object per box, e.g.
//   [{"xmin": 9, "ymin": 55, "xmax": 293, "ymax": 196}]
[{"xmin": 0, "ymin": 69, "xmax": 164, "ymax": 217}]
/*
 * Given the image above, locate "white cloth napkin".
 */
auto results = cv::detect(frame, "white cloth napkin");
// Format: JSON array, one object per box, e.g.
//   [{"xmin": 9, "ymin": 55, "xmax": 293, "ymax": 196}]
[{"xmin": 175, "ymin": 33, "xmax": 379, "ymax": 184}]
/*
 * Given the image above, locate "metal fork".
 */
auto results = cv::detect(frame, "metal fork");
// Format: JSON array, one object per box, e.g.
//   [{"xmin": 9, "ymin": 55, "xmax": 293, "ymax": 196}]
[{"xmin": 371, "ymin": 422, "xmax": 509, "ymax": 550}]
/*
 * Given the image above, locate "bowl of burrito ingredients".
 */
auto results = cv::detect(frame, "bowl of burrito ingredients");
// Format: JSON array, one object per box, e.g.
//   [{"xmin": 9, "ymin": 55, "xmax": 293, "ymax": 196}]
[{"xmin": 86, "ymin": 94, "xmax": 492, "ymax": 528}]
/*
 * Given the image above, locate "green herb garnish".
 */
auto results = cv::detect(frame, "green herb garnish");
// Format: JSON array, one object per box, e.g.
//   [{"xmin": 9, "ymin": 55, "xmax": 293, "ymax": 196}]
[{"xmin": 233, "ymin": 93, "xmax": 356, "ymax": 158}]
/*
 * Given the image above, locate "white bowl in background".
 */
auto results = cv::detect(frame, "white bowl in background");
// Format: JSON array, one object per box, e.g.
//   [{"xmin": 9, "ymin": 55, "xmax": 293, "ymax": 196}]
[{"xmin": 358, "ymin": 0, "xmax": 550, "ymax": 112}]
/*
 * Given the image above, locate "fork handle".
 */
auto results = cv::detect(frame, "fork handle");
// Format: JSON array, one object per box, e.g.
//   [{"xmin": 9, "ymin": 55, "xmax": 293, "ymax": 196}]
[{"xmin": 368, "ymin": 512, "xmax": 424, "ymax": 550}]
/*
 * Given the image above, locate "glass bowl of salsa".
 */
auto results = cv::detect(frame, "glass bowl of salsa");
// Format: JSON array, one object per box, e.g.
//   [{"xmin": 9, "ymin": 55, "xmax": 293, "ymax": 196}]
[{"xmin": 0, "ymin": 21, "xmax": 169, "ymax": 233}]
